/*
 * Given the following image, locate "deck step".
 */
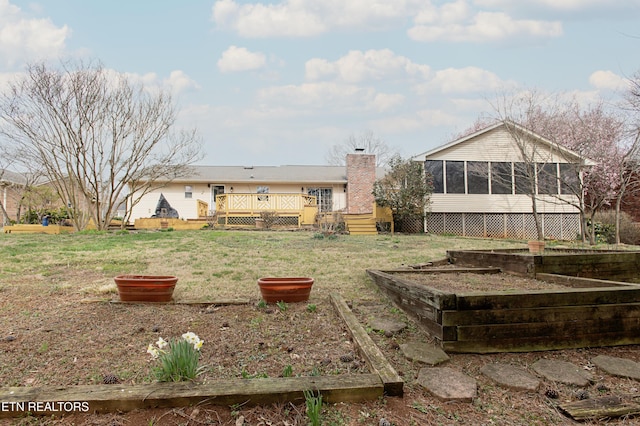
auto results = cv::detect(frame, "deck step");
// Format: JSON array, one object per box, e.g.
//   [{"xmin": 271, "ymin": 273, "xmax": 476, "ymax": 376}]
[{"xmin": 344, "ymin": 215, "xmax": 378, "ymax": 236}]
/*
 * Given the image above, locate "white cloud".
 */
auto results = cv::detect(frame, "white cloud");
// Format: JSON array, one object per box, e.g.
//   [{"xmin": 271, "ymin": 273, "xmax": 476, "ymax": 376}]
[
  {"xmin": 589, "ymin": 70, "xmax": 628, "ymax": 91},
  {"xmin": 212, "ymin": 0, "xmax": 326, "ymax": 37},
  {"xmin": 418, "ymin": 66, "xmax": 514, "ymax": 94},
  {"xmin": 474, "ymin": 0, "xmax": 639, "ymax": 14},
  {"xmin": 414, "ymin": 0, "xmax": 472, "ymax": 25},
  {"xmin": 217, "ymin": 45, "xmax": 266, "ymax": 73},
  {"xmin": 164, "ymin": 70, "xmax": 200, "ymax": 94},
  {"xmin": 372, "ymin": 93, "xmax": 405, "ymax": 112},
  {"xmin": 0, "ymin": 0, "xmax": 70, "ymax": 67},
  {"xmin": 374, "ymin": 109, "xmax": 461, "ymax": 135},
  {"xmin": 256, "ymin": 81, "xmax": 404, "ymax": 114},
  {"xmin": 120, "ymin": 69, "xmax": 198, "ymax": 96},
  {"xmin": 212, "ymin": 0, "xmax": 423, "ymax": 38},
  {"xmin": 409, "ymin": 8, "xmax": 562, "ymax": 43},
  {"xmin": 257, "ymin": 81, "xmax": 372, "ymax": 108},
  {"xmin": 211, "ymin": 0, "xmax": 570, "ymax": 44},
  {"xmin": 305, "ymin": 49, "xmax": 430, "ymax": 83}
]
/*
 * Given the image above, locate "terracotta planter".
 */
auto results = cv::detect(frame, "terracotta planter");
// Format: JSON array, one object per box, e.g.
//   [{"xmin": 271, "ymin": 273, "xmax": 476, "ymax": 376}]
[
  {"xmin": 257, "ymin": 277, "xmax": 314, "ymax": 303},
  {"xmin": 114, "ymin": 275, "xmax": 178, "ymax": 302},
  {"xmin": 528, "ymin": 240, "xmax": 546, "ymax": 254}
]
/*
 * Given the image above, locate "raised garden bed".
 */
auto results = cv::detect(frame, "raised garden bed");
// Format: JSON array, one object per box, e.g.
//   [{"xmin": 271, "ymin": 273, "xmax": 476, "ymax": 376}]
[
  {"xmin": 367, "ymin": 249, "xmax": 640, "ymax": 353},
  {"xmin": 0, "ymin": 294, "xmax": 401, "ymax": 418},
  {"xmin": 447, "ymin": 248, "xmax": 640, "ymax": 282}
]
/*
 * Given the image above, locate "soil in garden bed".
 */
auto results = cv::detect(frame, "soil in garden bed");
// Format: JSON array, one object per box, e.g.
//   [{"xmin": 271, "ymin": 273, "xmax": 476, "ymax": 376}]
[
  {"xmin": 391, "ymin": 271, "xmax": 571, "ymax": 293},
  {"xmin": 0, "ymin": 294, "xmax": 366, "ymax": 387}
]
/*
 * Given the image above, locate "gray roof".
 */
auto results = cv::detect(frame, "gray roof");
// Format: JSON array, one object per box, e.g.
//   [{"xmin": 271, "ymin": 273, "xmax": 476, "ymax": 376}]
[
  {"xmin": 170, "ymin": 165, "xmax": 387, "ymax": 184},
  {"xmin": 0, "ymin": 169, "xmax": 28, "ymax": 185}
]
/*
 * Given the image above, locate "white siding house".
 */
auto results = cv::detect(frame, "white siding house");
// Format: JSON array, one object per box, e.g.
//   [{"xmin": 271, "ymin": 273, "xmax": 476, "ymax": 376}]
[
  {"xmin": 128, "ymin": 163, "xmax": 387, "ymax": 223},
  {"xmin": 413, "ymin": 121, "xmax": 592, "ymax": 240}
]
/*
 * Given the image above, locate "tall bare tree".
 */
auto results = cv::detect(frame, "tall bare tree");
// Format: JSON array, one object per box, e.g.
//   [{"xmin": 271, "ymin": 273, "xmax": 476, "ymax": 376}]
[
  {"xmin": 487, "ymin": 90, "xmax": 565, "ymax": 241},
  {"xmin": 0, "ymin": 60, "xmax": 202, "ymax": 230},
  {"xmin": 326, "ymin": 130, "xmax": 397, "ymax": 167}
]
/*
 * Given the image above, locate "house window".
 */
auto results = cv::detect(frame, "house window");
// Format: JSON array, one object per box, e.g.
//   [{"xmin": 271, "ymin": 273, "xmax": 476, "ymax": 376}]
[
  {"xmin": 514, "ymin": 162, "xmax": 533, "ymax": 194},
  {"xmin": 467, "ymin": 161, "xmax": 488, "ymax": 194},
  {"xmin": 308, "ymin": 188, "xmax": 333, "ymax": 212},
  {"xmin": 560, "ymin": 163, "xmax": 580, "ymax": 195},
  {"xmin": 424, "ymin": 160, "xmax": 443, "ymax": 193},
  {"xmin": 446, "ymin": 161, "xmax": 465, "ymax": 194},
  {"xmin": 537, "ymin": 163, "xmax": 558, "ymax": 195},
  {"xmin": 185, "ymin": 185, "xmax": 193, "ymax": 199},
  {"xmin": 491, "ymin": 162, "xmax": 512, "ymax": 194},
  {"xmin": 257, "ymin": 186, "xmax": 269, "ymax": 201}
]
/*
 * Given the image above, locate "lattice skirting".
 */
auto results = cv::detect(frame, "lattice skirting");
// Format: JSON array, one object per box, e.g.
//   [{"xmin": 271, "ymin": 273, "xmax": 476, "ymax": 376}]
[
  {"xmin": 217, "ymin": 216, "xmax": 300, "ymax": 227},
  {"xmin": 397, "ymin": 216, "xmax": 424, "ymax": 233},
  {"xmin": 425, "ymin": 213, "xmax": 580, "ymax": 241}
]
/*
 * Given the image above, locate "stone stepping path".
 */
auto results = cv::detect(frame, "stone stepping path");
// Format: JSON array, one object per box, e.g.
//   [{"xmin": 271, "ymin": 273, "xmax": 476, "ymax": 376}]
[
  {"xmin": 366, "ymin": 311, "xmax": 640, "ymax": 420},
  {"xmin": 400, "ymin": 342, "xmax": 449, "ymax": 366},
  {"xmin": 591, "ymin": 355, "xmax": 640, "ymax": 380},
  {"xmin": 531, "ymin": 359, "xmax": 593, "ymax": 387},
  {"xmin": 368, "ymin": 318, "xmax": 407, "ymax": 335},
  {"xmin": 480, "ymin": 363, "xmax": 540, "ymax": 391},
  {"xmin": 417, "ymin": 367, "xmax": 477, "ymax": 402}
]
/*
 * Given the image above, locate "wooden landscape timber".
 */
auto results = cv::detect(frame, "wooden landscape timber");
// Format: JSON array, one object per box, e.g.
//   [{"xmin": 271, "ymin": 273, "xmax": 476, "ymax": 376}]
[
  {"xmin": 447, "ymin": 248, "xmax": 640, "ymax": 282},
  {"xmin": 330, "ymin": 293, "xmax": 404, "ymax": 396},
  {"xmin": 559, "ymin": 395, "xmax": 640, "ymax": 421},
  {"xmin": 367, "ymin": 249, "xmax": 640, "ymax": 353},
  {"xmin": 0, "ymin": 295, "xmax": 404, "ymax": 418},
  {"xmin": 0, "ymin": 375, "xmax": 383, "ymax": 418}
]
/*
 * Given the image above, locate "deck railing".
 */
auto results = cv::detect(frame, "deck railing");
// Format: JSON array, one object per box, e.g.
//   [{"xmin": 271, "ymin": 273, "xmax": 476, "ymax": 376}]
[
  {"xmin": 216, "ymin": 193, "xmax": 315, "ymax": 213},
  {"xmin": 214, "ymin": 193, "xmax": 317, "ymax": 227}
]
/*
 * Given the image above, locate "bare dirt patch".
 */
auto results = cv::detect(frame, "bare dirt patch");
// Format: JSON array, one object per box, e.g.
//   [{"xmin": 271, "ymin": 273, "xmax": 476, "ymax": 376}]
[
  {"xmin": 0, "ymin": 293, "xmax": 364, "ymax": 388},
  {"xmin": 3, "ymin": 288, "xmax": 640, "ymax": 425},
  {"xmin": 392, "ymin": 271, "xmax": 570, "ymax": 293}
]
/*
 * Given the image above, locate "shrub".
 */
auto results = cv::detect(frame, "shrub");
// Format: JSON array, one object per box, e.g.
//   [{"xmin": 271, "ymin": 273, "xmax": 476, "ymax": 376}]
[
  {"xmin": 259, "ymin": 210, "xmax": 280, "ymax": 229},
  {"xmin": 592, "ymin": 210, "xmax": 640, "ymax": 245},
  {"xmin": 21, "ymin": 207, "xmax": 69, "ymax": 225}
]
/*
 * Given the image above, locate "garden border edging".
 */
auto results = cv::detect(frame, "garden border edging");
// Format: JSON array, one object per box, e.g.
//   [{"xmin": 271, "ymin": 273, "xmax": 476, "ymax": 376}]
[{"xmin": 0, "ymin": 294, "xmax": 401, "ymax": 418}]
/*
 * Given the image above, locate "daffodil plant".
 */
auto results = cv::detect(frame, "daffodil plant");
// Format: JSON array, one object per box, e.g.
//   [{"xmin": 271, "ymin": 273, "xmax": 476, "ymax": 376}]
[{"xmin": 146, "ymin": 332, "xmax": 204, "ymax": 382}]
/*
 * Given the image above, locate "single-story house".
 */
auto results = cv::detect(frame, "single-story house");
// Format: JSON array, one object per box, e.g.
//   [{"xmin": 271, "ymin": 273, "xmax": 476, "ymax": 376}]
[
  {"xmin": 412, "ymin": 121, "xmax": 592, "ymax": 240},
  {"xmin": 128, "ymin": 153, "xmax": 389, "ymax": 233}
]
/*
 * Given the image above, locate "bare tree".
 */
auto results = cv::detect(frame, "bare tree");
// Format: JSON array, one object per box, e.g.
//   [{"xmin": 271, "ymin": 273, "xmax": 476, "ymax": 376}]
[
  {"xmin": 0, "ymin": 60, "xmax": 202, "ymax": 230},
  {"xmin": 326, "ymin": 130, "xmax": 397, "ymax": 167},
  {"xmin": 487, "ymin": 90, "xmax": 564, "ymax": 241}
]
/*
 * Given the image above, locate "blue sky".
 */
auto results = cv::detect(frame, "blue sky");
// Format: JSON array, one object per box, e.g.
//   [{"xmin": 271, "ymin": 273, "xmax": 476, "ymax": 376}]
[{"xmin": 1, "ymin": 0, "xmax": 639, "ymax": 166}]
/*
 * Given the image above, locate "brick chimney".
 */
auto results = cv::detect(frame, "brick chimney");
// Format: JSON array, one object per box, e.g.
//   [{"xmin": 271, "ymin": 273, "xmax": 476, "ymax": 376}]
[{"xmin": 346, "ymin": 152, "xmax": 376, "ymax": 214}]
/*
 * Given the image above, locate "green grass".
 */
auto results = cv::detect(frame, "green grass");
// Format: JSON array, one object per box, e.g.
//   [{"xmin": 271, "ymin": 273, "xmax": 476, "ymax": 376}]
[{"xmin": 0, "ymin": 229, "xmax": 616, "ymax": 302}]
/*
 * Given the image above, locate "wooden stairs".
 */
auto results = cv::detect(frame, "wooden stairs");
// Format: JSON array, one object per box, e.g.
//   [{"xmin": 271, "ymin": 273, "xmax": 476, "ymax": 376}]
[{"xmin": 344, "ymin": 214, "xmax": 378, "ymax": 236}]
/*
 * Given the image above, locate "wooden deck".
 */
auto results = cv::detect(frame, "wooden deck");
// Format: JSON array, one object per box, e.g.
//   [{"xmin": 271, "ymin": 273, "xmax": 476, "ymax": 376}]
[{"xmin": 214, "ymin": 193, "xmax": 318, "ymax": 227}]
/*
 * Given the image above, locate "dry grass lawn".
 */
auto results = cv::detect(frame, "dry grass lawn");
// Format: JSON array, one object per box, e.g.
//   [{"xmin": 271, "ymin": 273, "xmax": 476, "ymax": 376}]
[{"xmin": 1, "ymin": 229, "xmax": 637, "ymax": 425}]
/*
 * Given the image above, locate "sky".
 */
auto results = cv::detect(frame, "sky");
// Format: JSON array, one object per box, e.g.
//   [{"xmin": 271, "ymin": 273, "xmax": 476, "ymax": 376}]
[{"xmin": 0, "ymin": 0, "xmax": 639, "ymax": 166}]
